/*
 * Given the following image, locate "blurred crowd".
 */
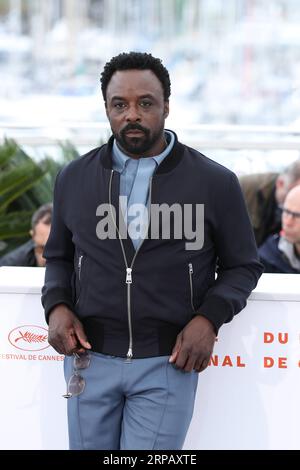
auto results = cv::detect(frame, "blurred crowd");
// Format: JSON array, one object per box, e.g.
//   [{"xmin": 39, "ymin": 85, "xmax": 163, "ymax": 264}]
[{"xmin": 240, "ymin": 159, "xmax": 300, "ymax": 273}]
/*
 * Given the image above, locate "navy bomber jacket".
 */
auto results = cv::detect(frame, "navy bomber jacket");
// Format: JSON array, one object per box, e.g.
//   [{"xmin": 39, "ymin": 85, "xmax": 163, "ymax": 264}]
[{"xmin": 42, "ymin": 132, "xmax": 263, "ymax": 359}]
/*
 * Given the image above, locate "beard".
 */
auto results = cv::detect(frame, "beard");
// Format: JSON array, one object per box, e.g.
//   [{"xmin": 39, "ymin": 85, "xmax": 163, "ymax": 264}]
[{"xmin": 112, "ymin": 122, "xmax": 164, "ymax": 156}]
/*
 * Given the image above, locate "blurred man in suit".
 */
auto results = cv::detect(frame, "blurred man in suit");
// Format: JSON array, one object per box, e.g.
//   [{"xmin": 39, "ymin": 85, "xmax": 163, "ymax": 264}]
[
  {"xmin": 239, "ymin": 159, "xmax": 300, "ymax": 246},
  {"xmin": 0, "ymin": 203, "xmax": 52, "ymax": 267}
]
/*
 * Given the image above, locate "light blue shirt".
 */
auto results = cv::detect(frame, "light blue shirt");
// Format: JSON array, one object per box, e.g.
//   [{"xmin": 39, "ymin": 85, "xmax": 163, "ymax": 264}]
[{"xmin": 112, "ymin": 130, "xmax": 175, "ymax": 249}]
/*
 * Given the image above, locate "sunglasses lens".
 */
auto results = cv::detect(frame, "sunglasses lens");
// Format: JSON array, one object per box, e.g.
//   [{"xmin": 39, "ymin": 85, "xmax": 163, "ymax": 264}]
[
  {"xmin": 74, "ymin": 352, "xmax": 91, "ymax": 369},
  {"xmin": 68, "ymin": 374, "xmax": 85, "ymax": 397}
]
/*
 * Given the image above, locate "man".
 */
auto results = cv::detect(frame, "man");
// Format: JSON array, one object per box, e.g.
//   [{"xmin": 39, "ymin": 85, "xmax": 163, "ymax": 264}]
[
  {"xmin": 42, "ymin": 52, "xmax": 263, "ymax": 450},
  {"xmin": 239, "ymin": 160, "xmax": 300, "ymax": 247},
  {"xmin": 0, "ymin": 203, "xmax": 52, "ymax": 267},
  {"xmin": 259, "ymin": 185, "xmax": 300, "ymax": 273}
]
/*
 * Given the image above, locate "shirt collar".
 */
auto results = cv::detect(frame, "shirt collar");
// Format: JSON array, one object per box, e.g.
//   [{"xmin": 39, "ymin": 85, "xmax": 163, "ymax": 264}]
[
  {"xmin": 278, "ymin": 236, "xmax": 300, "ymax": 271},
  {"xmin": 112, "ymin": 130, "xmax": 175, "ymax": 171}
]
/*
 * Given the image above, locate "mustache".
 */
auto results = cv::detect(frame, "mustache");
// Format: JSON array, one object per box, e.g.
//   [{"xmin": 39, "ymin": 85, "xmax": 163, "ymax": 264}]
[{"xmin": 121, "ymin": 123, "xmax": 149, "ymax": 134}]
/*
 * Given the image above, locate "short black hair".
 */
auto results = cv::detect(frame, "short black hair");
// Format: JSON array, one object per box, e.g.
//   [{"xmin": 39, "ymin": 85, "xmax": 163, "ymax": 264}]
[
  {"xmin": 31, "ymin": 203, "xmax": 53, "ymax": 230},
  {"xmin": 100, "ymin": 51, "xmax": 171, "ymax": 102}
]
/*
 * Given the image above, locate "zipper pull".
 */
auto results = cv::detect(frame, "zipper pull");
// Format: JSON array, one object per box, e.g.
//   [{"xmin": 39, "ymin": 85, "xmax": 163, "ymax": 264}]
[
  {"xmin": 189, "ymin": 263, "xmax": 193, "ymax": 274},
  {"xmin": 126, "ymin": 267, "xmax": 132, "ymax": 284},
  {"xmin": 78, "ymin": 255, "xmax": 83, "ymax": 280},
  {"xmin": 125, "ymin": 347, "xmax": 133, "ymax": 363}
]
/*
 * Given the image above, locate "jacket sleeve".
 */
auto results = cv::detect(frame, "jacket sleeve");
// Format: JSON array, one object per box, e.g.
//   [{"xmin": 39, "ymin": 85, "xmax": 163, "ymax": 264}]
[
  {"xmin": 41, "ymin": 170, "xmax": 75, "ymax": 323},
  {"xmin": 196, "ymin": 172, "xmax": 264, "ymax": 333}
]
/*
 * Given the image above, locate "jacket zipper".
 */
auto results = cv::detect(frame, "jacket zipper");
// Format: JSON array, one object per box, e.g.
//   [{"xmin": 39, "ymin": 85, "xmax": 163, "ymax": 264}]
[
  {"xmin": 188, "ymin": 263, "xmax": 195, "ymax": 311},
  {"xmin": 75, "ymin": 254, "xmax": 84, "ymax": 306},
  {"xmin": 125, "ymin": 267, "xmax": 133, "ymax": 362},
  {"xmin": 109, "ymin": 170, "xmax": 153, "ymax": 362},
  {"xmin": 78, "ymin": 255, "xmax": 83, "ymax": 280}
]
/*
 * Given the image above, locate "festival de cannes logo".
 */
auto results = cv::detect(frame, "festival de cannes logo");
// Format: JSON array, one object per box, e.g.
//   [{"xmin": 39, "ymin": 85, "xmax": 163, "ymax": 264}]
[{"xmin": 8, "ymin": 325, "xmax": 50, "ymax": 351}]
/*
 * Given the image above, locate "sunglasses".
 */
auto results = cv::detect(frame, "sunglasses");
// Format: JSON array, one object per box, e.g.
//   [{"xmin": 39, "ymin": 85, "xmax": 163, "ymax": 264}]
[{"xmin": 63, "ymin": 351, "xmax": 91, "ymax": 399}]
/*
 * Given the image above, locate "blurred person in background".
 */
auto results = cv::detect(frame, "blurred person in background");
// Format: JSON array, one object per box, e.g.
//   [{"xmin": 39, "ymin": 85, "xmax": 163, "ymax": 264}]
[
  {"xmin": 258, "ymin": 185, "xmax": 300, "ymax": 273},
  {"xmin": 0, "ymin": 203, "xmax": 52, "ymax": 267},
  {"xmin": 239, "ymin": 159, "xmax": 300, "ymax": 247}
]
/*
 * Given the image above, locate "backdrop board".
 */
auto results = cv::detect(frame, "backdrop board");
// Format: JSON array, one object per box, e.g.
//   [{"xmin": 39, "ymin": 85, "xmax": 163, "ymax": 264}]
[
  {"xmin": 0, "ymin": 267, "xmax": 299, "ymax": 450},
  {"xmin": 0, "ymin": 267, "xmax": 67, "ymax": 450}
]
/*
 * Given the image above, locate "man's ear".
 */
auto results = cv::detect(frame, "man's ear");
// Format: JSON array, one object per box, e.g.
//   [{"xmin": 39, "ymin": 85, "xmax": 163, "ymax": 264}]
[
  {"xmin": 29, "ymin": 229, "xmax": 34, "ymax": 238},
  {"xmin": 164, "ymin": 101, "xmax": 169, "ymax": 119}
]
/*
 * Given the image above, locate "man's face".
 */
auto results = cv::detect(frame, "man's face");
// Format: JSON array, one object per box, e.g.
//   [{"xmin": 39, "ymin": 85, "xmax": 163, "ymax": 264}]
[
  {"xmin": 281, "ymin": 189, "xmax": 300, "ymax": 245},
  {"xmin": 30, "ymin": 221, "xmax": 51, "ymax": 267},
  {"xmin": 105, "ymin": 69, "xmax": 169, "ymax": 158}
]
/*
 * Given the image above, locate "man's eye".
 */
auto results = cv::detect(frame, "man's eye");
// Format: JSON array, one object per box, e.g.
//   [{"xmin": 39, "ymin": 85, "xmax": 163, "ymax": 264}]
[
  {"xmin": 114, "ymin": 103, "xmax": 126, "ymax": 109},
  {"xmin": 140, "ymin": 101, "xmax": 152, "ymax": 107}
]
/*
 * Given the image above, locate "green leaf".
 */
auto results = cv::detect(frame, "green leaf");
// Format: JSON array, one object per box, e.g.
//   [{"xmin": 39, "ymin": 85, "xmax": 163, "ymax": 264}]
[
  {"xmin": 0, "ymin": 210, "xmax": 32, "ymax": 240},
  {"xmin": 0, "ymin": 138, "xmax": 18, "ymax": 167}
]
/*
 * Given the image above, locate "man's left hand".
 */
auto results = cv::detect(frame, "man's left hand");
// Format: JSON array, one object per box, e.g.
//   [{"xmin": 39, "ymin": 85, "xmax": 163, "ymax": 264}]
[{"xmin": 169, "ymin": 315, "xmax": 216, "ymax": 373}]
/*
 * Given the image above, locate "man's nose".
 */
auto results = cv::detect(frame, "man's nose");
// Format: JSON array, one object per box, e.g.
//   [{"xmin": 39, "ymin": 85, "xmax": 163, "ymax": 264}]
[{"xmin": 125, "ymin": 105, "xmax": 141, "ymax": 122}]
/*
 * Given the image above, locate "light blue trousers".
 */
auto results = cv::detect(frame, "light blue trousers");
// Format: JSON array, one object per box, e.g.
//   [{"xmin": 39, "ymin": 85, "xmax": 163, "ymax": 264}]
[{"xmin": 64, "ymin": 351, "xmax": 198, "ymax": 450}]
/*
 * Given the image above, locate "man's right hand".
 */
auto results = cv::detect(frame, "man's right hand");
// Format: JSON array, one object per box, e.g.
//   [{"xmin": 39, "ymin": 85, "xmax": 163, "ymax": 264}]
[{"xmin": 48, "ymin": 304, "xmax": 91, "ymax": 356}]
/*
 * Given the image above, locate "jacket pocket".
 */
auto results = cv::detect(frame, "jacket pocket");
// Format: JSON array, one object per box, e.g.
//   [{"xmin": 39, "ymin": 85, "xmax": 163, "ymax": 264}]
[{"xmin": 188, "ymin": 263, "xmax": 195, "ymax": 312}]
